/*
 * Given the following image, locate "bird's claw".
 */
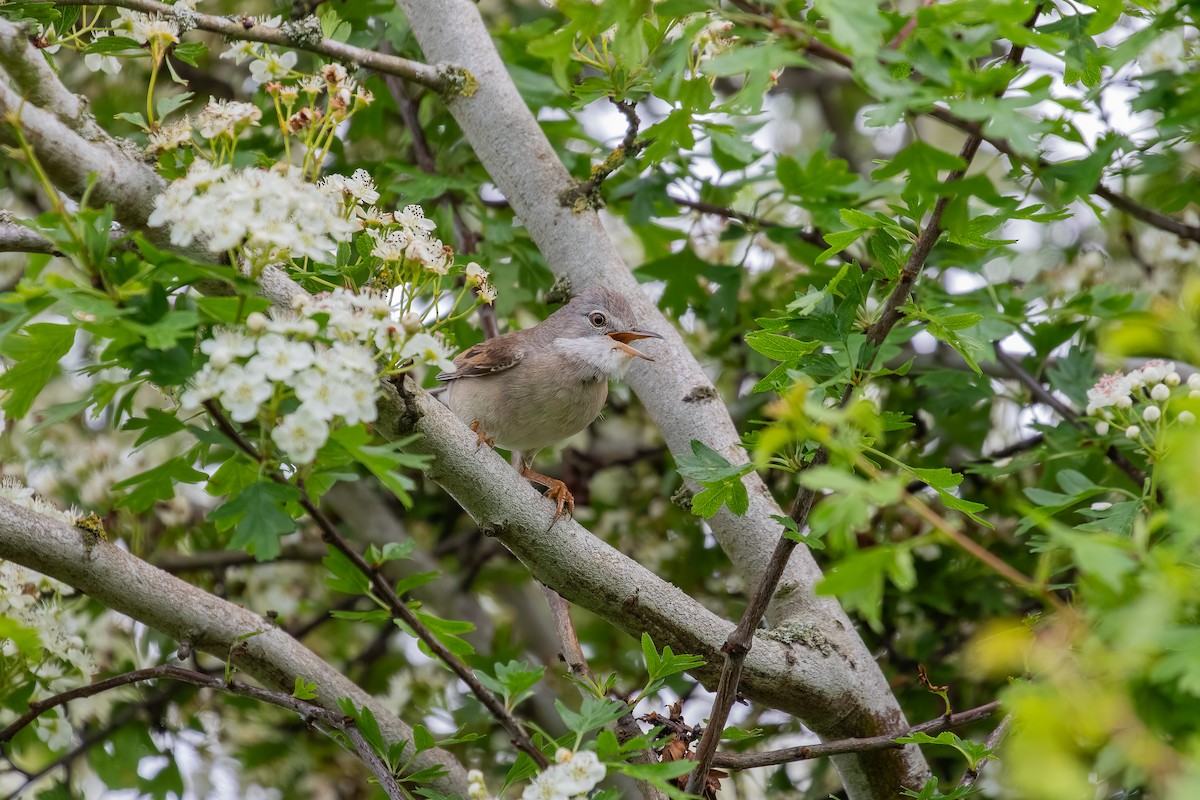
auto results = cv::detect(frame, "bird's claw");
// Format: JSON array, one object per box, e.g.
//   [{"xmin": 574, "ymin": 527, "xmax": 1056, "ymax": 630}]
[
  {"xmin": 469, "ymin": 420, "xmax": 495, "ymax": 450},
  {"xmin": 543, "ymin": 480, "xmax": 575, "ymax": 523}
]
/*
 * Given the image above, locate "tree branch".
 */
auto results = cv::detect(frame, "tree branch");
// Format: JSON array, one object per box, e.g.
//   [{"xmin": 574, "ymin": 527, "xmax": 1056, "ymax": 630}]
[
  {"xmin": 203, "ymin": 401, "xmax": 551, "ymax": 769},
  {"xmin": 0, "ymin": 219, "xmax": 59, "ymax": 255},
  {"xmin": 397, "ymin": 4, "xmax": 927, "ymax": 795},
  {"xmin": 0, "ymin": 664, "xmax": 409, "ymax": 800},
  {"xmin": 558, "ymin": 99, "xmax": 644, "ymax": 211},
  {"xmin": 712, "ymin": 701, "xmax": 1002, "ymax": 770},
  {"xmin": 0, "ymin": 499, "xmax": 472, "ymax": 796},
  {"xmin": 52, "ymin": 0, "xmax": 450, "ymax": 92},
  {"xmin": 734, "ymin": 2, "xmax": 1200, "ymax": 245},
  {"xmin": 686, "ymin": 11, "xmax": 1040, "ymax": 792}
]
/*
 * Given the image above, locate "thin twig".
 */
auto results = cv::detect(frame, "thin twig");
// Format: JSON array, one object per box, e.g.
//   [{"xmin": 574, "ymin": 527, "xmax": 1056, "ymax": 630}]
[
  {"xmin": 203, "ymin": 402, "xmax": 550, "ymax": 769},
  {"xmin": 887, "ymin": 0, "xmax": 938, "ymax": 49},
  {"xmin": 730, "ymin": 1, "xmax": 1200, "ymax": 246},
  {"xmin": 669, "ymin": 195, "xmax": 872, "ymax": 270},
  {"xmin": 154, "ymin": 542, "xmax": 328, "ymax": 572},
  {"xmin": 53, "ymin": 0, "xmax": 448, "ymax": 91},
  {"xmin": 0, "ymin": 664, "xmax": 407, "ymax": 800},
  {"xmin": 559, "ymin": 99, "xmax": 644, "ymax": 210},
  {"xmin": 537, "ymin": 586, "xmax": 669, "ymax": 800},
  {"xmin": 345, "ymin": 725, "xmax": 413, "ymax": 800},
  {"xmin": 957, "ymin": 713, "xmax": 1012, "ymax": 791},
  {"xmin": 684, "ymin": 15, "xmax": 1042, "ymax": 791},
  {"xmin": 711, "ymin": 701, "xmax": 1002, "ymax": 770}
]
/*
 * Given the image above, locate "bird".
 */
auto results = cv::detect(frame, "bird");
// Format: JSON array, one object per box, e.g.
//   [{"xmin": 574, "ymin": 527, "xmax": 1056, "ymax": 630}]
[{"xmin": 437, "ymin": 285, "xmax": 663, "ymax": 518}]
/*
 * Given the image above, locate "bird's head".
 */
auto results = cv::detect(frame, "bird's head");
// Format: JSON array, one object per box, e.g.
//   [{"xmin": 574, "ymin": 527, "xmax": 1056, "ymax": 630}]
[{"xmin": 550, "ymin": 285, "xmax": 664, "ymax": 379}]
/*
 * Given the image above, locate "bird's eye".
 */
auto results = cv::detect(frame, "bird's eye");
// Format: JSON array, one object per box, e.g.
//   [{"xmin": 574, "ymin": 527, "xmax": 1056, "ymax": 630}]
[{"xmin": 588, "ymin": 311, "xmax": 607, "ymax": 328}]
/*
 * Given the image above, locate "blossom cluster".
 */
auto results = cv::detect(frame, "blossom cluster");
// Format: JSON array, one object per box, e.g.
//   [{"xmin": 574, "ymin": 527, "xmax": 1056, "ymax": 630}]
[
  {"xmin": 181, "ymin": 288, "xmax": 453, "ymax": 464},
  {"xmin": 148, "ymin": 161, "xmax": 357, "ymax": 262},
  {"xmin": 1084, "ymin": 359, "xmax": 1196, "ymax": 445},
  {"xmin": 521, "ymin": 748, "xmax": 607, "ymax": 800},
  {"xmin": 0, "ymin": 479, "xmax": 95, "ymax": 752}
]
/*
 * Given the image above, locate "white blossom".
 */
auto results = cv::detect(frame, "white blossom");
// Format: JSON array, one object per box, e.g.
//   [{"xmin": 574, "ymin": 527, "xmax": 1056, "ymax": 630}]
[
  {"xmin": 220, "ymin": 40, "xmax": 261, "ymax": 65},
  {"xmin": 249, "ymin": 334, "xmax": 316, "ymax": 381},
  {"xmin": 1150, "ymin": 383, "xmax": 1171, "ymax": 402},
  {"xmin": 1144, "ymin": 405, "xmax": 1161, "ymax": 423},
  {"xmin": 147, "ymin": 115, "xmax": 194, "ymax": 155},
  {"xmin": 83, "ymin": 31, "xmax": 122, "ymax": 74},
  {"xmin": 1125, "ymin": 425, "xmax": 1140, "ymax": 439},
  {"xmin": 197, "ymin": 98, "xmax": 263, "ymax": 139},
  {"xmin": 294, "ymin": 368, "xmax": 354, "ymax": 421},
  {"xmin": 149, "ymin": 162, "xmax": 356, "ymax": 261},
  {"xmin": 271, "ymin": 407, "xmax": 329, "ymax": 464},
  {"xmin": 465, "ymin": 261, "xmax": 488, "ymax": 286},
  {"xmin": 1141, "ymin": 30, "xmax": 1188, "ymax": 74},
  {"xmin": 200, "ymin": 329, "xmax": 256, "ymax": 368},
  {"xmin": 249, "ymin": 50, "xmax": 298, "ymax": 84},
  {"xmin": 218, "ymin": 363, "xmax": 274, "ymax": 422},
  {"xmin": 400, "ymin": 332, "xmax": 455, "ymax": 372}
]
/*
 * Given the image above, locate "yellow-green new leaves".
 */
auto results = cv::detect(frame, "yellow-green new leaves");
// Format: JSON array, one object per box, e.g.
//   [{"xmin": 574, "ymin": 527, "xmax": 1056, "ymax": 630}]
[{"xmin": 675, "ymin": 440, "xmax": 754, "ymax": 517}]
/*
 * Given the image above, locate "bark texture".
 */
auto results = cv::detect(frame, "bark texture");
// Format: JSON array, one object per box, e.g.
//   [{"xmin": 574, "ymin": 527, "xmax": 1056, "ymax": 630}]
[{"xmin": 397, "ymin": 1, "xmax": 926, "ymax": 794}]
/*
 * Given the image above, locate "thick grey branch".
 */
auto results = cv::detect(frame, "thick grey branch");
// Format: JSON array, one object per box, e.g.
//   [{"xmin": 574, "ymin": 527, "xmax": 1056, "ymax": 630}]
[
  {"xmin": 0, "ymin": 219, "xmax": 58, "ymax": 255},
  {"xmin": 0, "ymin": 500, "xmax": 471, "ymax": 797},
  {"xmin": 398, "ymin": 2, "xmax": 923, "ymax": 796}
]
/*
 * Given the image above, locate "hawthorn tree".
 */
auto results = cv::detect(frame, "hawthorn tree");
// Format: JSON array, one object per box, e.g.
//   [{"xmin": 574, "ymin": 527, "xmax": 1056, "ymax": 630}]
[{"xmin": 1, "ymin": 0, "xmax": 1198, "ymax": 798}]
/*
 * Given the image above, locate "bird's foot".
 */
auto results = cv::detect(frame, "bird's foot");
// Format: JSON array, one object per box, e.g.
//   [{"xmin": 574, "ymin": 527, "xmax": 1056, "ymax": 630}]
[
  {"xmin": 541, "ymin": 480, "xmax": 575, "ymax": 521},
  {"xmin": 469, "ymin": 419, "xmax": 495, "ymax": 450},
  {"xmin": 520, "ymin": 466, "xmax": 575, "ymax": 524}
]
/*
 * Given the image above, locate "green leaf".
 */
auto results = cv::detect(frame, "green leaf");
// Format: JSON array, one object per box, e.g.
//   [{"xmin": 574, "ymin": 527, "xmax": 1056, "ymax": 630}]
[
  {"xmin": 478, "ymin": 660, "xmax": 545, "ymax": 711},
  {"xmin": 323, "ymin": 546, "xmax": 372, "ymax": 595},
  {"xmin": 173, "ymin": 41, "xmax": 207, "ymax": 67},
  {"xmin": 744, "ymin": 331, "xmax": 821, "ymax": 362},
  {"xmin": 112, "ymin": 456, "xmax": 207, "ymax": 513},
  {"xmin": 329, "ymin": 427, "xmax": 429, "ymax": 508},
  {"xmin": 291, "ymin": 676, "xmax": 318, "ymax": 700},
  {"xmin": 896, "ymin": 731, "xmax": 994, "ymax": 771},
  {"xmin": 640, "ymin": 633, "xmax": 705, "ymax": 696},
  {"xmin": 85, "ymin": 34, "xmax": 141, "ymax": 54},
  {"xmin": 555, "ymin": 696, "xmax": 627, "ymax": 737},
  {"xmin": 0, "ymin": 322, "xmax": 76, "ymax": 417},
  {"xmin": 676, "ymin": 440, "xmax": 754, "ymax": 518},
  {"xmin": 209, "ymin": 481, "xmax": 301, "ymax": 561}
]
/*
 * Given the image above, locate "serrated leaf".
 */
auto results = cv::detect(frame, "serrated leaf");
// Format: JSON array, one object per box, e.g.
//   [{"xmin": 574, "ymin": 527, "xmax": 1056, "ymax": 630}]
[{"xmin": 744, "ymin": 331, "xmax": 820, "ymax": 362}]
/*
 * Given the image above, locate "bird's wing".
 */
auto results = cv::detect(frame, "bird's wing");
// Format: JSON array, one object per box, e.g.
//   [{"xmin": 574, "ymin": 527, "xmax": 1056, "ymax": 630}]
[{"xmin": 436, "ymin": 335, "xmax": 526, "ymax": 381}]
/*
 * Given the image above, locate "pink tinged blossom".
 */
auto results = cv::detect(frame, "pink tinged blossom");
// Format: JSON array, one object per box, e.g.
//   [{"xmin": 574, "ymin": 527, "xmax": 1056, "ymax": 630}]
[{"xmin": 1086, "ymin": 371, "xmax": 1133, "ymax": 414}]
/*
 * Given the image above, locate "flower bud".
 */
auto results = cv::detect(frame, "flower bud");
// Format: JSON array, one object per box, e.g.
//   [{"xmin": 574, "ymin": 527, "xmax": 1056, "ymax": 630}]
[
  {"xmin": 1117, "ymin": 395, "xmax": 1133, "ymax": 409},
  {"xmin": 401, "ymin": 313, "xmax": 423, "ymax": 334},
  {"xmin": 1166, "ymin": 371, "xmax": 1181, "ymax": 386},
  {"xmin": 1143, "ymin": 406, "xmax": 1161, "ymax": 423},
  {"xmin": 1095, "ymin": 421, "xmax": 1109, "ymax": 435},
  {"xmin": 1189, "ymin": 373, "xmax": 1200, "ymax": 390},
  {"xmin": 1125, "ymin": 425, "xmax": 1140, "ymax": 439},
  {"xmin": 1180, "ymin": 411, "xmax": 1196, "ymax": 426},
  {"xmin": 1151, "ymin": 383, "xmax": 1171, "ymax": 402},
  {"xmin": 246, "ymin": 311, "xmax": 268, "ymax": 333}
]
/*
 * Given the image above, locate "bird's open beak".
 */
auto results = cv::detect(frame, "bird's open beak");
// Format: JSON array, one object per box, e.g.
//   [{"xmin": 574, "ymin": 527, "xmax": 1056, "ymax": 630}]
[{"xmin": 607, "ymin": 329, "xmax": 663, "ymax": 361}]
